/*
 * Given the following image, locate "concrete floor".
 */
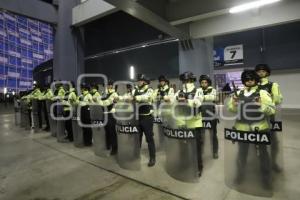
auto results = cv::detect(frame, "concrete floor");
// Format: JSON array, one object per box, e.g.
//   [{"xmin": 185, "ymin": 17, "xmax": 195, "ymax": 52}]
[{"xmin": 0, "ymin": 106, "xmax": 299, "ymax": 200}]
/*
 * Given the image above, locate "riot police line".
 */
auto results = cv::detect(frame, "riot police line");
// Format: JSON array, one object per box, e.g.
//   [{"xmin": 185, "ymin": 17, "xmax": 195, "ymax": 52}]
[{"xmin": 14, "ymin": 64, "xmax": 283, "ymax": 197}]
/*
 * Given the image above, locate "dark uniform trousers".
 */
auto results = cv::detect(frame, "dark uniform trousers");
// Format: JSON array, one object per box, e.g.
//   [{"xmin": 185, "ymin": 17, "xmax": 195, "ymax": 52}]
[
  {"xmin": 104, "ymin": 113, "xmax": 118, "ymax": 152},
  {"xmin": 201, "ymin": 104, "xmax": 218, "ymax": 154},
  {"xmin": 211, "ymin": 119, "xmax": 218, "ymax": 154},
  {"xmin": 270, "ymin": 115, "xmax": 280, "ymax": 168},
  {"xmin": 63, "ymin": 109, "xmax": 73, "ymax": 141},
  {"xmin": 37, "ymin": 100, "xmax": 43, "ymax": 128},
  {"xmin": 81, "ymin": 106, "xmax": 92, "ymax": 146},
  {"xmin": 196, "ymin": 128, "xmax": 204, "ymax": 172},
  {"xmin": 236, "ymin": 142, "xmax": 271, "ymax": 184},
  {"xmin": 139, "ymin": 115, "xmax": 156, "ymax": 159},
  {"xmin": 42, "ymin": 100, "xmax": 50, "ymax": 129}
]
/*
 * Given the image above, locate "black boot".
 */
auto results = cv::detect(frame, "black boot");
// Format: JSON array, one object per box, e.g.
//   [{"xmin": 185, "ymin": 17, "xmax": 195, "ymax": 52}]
[
  {"xmin": 148, "ymin": 158, "xmax": 156, "ymax": 167},
  {"xmin": 213, "ymin": 152, "xmax": 219, "ymax": 159},
  {"xmin": 272, "ymin": 163, "xmax": 282, "ymax": 173}
]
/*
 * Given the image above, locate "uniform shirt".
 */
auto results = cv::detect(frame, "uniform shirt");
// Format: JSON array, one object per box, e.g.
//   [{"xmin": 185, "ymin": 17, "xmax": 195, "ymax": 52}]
[
  {"xmin": 133, "ymin": 85, "xmax": 154, "ymax": 103},
  {"xmin": 133, "ymin": 85, "xmax": 154, "ymax": 115},
  {"xmin": 67, "ymin": 88, "xmax": 78, "ymax": 105},
  {"xmin": 30, "ymin": 88, "xmax": 42, "ymax": 99},
  {"xmin": 79, "ymin": 90, "xmax": 93, "ymax": 106},
  {"xmin": 91, "ymin": 89, "xmax": 102, "ymax": 103},
  {"xmin": 98, "ymin": 88, "xmax": 118, "ymax": 113},
  {"xmin": 39, "ymin": 89, "xmax": 53, "ymax": 100},
  {"xmin": 52, "ymin": 86, "xmax": 65, "ymax": 101},
  {"xmin": 173, "ymin": 83, "xmax": 203, "ymax": 107},
  {"xmin": 172, "ymin": 83, "xmax": 204, "ymax": 128},
  {"xmin": 153, "ymin": 85, "xmax": 175, "ymax": 102},
  {"xmin": 227, "ymin": 85, "xmax": 275, "ymax": 131},
  {"xmin": 260, "ymin": 77, "xmax": 283, "ymax": 105},
  {"xmin": 201, "ymin": 86, "xmax": 217, "ymax": 102}
]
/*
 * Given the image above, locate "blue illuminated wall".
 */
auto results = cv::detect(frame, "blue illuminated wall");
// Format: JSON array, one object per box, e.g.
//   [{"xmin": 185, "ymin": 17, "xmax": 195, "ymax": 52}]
[{"xmin": 0, "ymin": 10, "xmax": 53, "ymax": 93}]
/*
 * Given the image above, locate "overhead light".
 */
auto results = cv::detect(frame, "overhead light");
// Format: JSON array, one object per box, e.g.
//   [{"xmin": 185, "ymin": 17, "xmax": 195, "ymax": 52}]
[
  {"xmin": 229, "ymin": 0, "xmax": 281, "ymax": 14},
  {"xmin": 130, "ymin": 66, "xmax": 135, "ymax": 80},
  {"xmin": 3, "ymin": 87, "xmax": 7, "ymax": 94},
  {"xmin": 141, "ymin": 45, "xmax": 147, "ymax": 48}
]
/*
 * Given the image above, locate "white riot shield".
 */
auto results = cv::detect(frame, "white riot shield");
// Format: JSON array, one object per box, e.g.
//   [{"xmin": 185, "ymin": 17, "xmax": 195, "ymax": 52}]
[
  {"xmin": 201, "ymin": 120, "xmax": 215, "ymax": 162},
  {"xmin": 269, "ymin": 105, "xmax": 284, "ymax": 183},
  {"xmin": 153, "ymin": 107, "xmax": 165, "ymax": 151},
  {"xmin": 223, "ymin": 97, "xmax": 283, "ymax": 197},
  {"xmin": 46, "ymin": 100, "xmax": 55, "ymax": 135},
  {"xmin": 14, "ymin": 99, "xmax": 21, "ymax": 126},
  {"xmin": 20, "ymin": 100, "xmax": 30, "ymax": 129},
  {"xmin": 201, "ymin": 102, "xmax": 218, "ymax": 161},
  {"xmin": 90, "ymin": 105, "xmax": 108, "ymax": 157},
  {"xmin": 115, "ymin": 102, "xmax": 141, "ymax": 170},
  {"xmin": 163, "ymin": 103, "xmax": 200, "ymax": 183},
  {"xmin": 32, "ymin": 99, "xmax": 40, "ymax": 132},
  {"xmin": 56, "ymin": 103, "xmax": 67, "ymax": 142},
  {"xmin": 72, "ymin": 105, "xmax": 85, "ymax": 147},
  {"xmin": 50, "ymin": 100, "xmax": 58, "ymax": 137}
]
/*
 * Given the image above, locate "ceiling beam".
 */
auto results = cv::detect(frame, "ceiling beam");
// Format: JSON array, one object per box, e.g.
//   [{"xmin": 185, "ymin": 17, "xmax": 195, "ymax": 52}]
[
  {"xmin": 72, "ymin": 0, "xmax": 118, "ymax": 26},
  {"xmin": 0, "ymin": 0, "xmax": 57, "ymax": 24},
  {"xmin": 104, "ymin": 0, "xmax": 189, "ymax": 39},
  {"xmin": 190, "ymin": 0, "xmax": 300, "ymax": 38}
]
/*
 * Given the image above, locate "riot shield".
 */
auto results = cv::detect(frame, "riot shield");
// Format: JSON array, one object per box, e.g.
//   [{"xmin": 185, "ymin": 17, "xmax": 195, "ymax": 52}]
[
  {"xmin": 14, "ymin": 99, "xmax": 21, "ymax": 126},
  {"xmin": 20, "ymin": 100, "xmax": 30, "ymax": 129},
  {"xmin": 152, "ymin": 105, "xmax": 165, "ymax": 151},
  {"xmin": 72, "ymin": 105, "xmax": 85, "ymax": 147},
  {"xmin": 162, "ymin": 102, "xmax": 200, "ymax": 183},
  {"xmin": 90, "ymin": 104, "xmax": 108, "ymax": 157},
  {"xmin": 20, "ymin": 100, "xmax": 26, "ymax": 128},
  {"xmin": 50, "ymin": 101, "xmax": 58, "ymax": 137},
  {"xmin": 46, "ymin": 100, "xmax": 55, "ymax": 135},
  {"xmin": 32, "ymin": 99, "xmax": 40, "ymax": 132},
  {"xmin": 269, "ymin": 105, "xmax": 284, "ymax": 183},
  {"xmin": 115, "ymin": 102, "xmax": 141, "ymax": 170},
  {"xmin": 223, "ymin": 97, "xmax": 283, "ymax": 197},
  {"xmin": 56, "ymin": 102, "xmax": 67, "ymax": 142},
  {"xmin": 201, "ymin": 102, "xmax": 218, "ymax": 161}
]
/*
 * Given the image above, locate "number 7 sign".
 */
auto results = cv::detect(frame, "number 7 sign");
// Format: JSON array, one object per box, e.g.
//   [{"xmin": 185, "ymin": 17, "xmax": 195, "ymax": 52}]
[{"xmin": 224, "ymin": 44, "xmax": 244, "ymax": 65}]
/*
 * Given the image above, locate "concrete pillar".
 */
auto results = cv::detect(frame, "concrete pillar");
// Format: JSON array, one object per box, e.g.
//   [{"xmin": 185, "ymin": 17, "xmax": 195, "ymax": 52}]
[
  {"xmin": 53, "ymin": 0, "xmax": 84, "ymax": 82},
  {"xmin": 179, "ymin": 38, "xmax": 214, "ymax": 81}
]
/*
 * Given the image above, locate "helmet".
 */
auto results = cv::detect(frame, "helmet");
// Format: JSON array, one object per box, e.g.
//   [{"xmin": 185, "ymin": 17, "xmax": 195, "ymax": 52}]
[
  {"xmin": 158, "ymin": 75, "xmax": 168, "ymax": 82},
  {"xmin": 126, "ymin": 84, "xmax": 133, "ymax": 89},
  {"xmin": 90, "ymin": 83, "xmax": 99, "ymax": 90},
  {"xmin": 70, "ymin": 81, "xmax": 75, "ymax": 88},
  {"xmin": 199, "ymin": 75, "xmax": 212, "ymax": 86},
  {"xmin": 137, "ymin": 74, "xmax": 150, "ymax": 84},
  {"xmin": 108, "ymin": 80, "xmax": 114, "ymax": 86},
  {"xmin": 241, "ymin": 70, "xmax": 260, "ymax": 85},
  {"xmin": 255, "ymin": 64, "xmax": 271, "ymax": 75},
  {"xmin": 179, "ymin": 72, "xmax": 196, "ymax": 82},
  {"xmin": 80, "ymin": 83, "xmax": 90, "ymax": 91}
]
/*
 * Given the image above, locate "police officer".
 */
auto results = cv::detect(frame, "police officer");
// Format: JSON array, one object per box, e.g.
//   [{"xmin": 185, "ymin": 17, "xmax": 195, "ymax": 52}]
[
  {"xmin": 30, "ymin": 83, "xmax": 43, "ymax": 129},
  {"xmin": 91, "ymin": 83, "xmax": 102, "ymax": 102},
  {"xmin": 174, "ymin": 72, "xmax": 204, "ymax": 176},
  {"xmin": 97, "ymin": 80, "xmax": 119, "ymax": 155},
  {"xmin": 227, "ymin": 70, "xmax": 275, "ymax": 189},
  {"xmin": 79, "ymin": 84, "xmax": 93, "ymax": 146},
  {"xmin": 21, "ymin": 89, "xmax": 33, "ymax": 128},
  {"xmin": 255, "ymin": 64, "xmax": 283, "ymax": 172},
  {"xmin": 153, "ymin": 75, "xmax": 174, "ymax": 104},
  {"xmin": 199, "ymin": 75, "xmax": 219, "ymax": 159},
  {"xmin": 131, "ymin": 74, "xmax": 156, "ymax": 167},
  {"xmin": 62, "ymin": 82, "xmax": 77, "ymax": 142},
  {"xmin": 39, "ymin": 84, "xmax": 53, "ymax": 131},
  {"xmin": 52, "ymin": 82, "xmax": 66, "ymax": 101}
]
